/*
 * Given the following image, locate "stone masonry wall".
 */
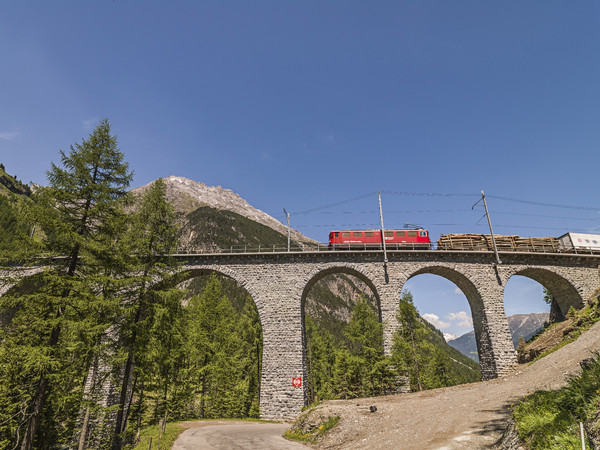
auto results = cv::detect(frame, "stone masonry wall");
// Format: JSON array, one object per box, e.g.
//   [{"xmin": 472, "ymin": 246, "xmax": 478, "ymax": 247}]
[{"xmin": 2, "ymin": 251, "xmax": 599, "ymax": 420}]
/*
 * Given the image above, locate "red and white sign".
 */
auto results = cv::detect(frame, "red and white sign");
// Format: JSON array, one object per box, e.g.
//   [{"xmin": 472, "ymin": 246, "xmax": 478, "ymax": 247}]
[{"xmin": 292, "ymin": 377, "xmax": 302, "ymax": 388}]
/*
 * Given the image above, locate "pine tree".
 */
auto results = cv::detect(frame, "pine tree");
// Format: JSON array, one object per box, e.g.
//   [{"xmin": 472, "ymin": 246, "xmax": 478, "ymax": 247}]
[
  {"xmin": 235, "ymin": 297, "xmax": 263, "ymax": 417},
  {"xmin": 392, "ymin": 290, "xmax": 433, "ymax": 392},
  {"xmin": 108, "ymin": 178, "xmax": 181, "ymax": 448},
  {"xmin": 423, "ymin": 350, "xmax": 455, "ymax": 389},
  {"xmin": 2, "ymin": 119, "xmax": 133, "ymax": 449},
  {"xmin": 305, "ymin": 314, "xmax": 336, "ymax": 403},
  {"xmin": 185, "ymin": 275, "xmax": 241, "ymax": 418},
  {"xmin": 343, "ymin": 295, "xmax": 392, "ymax": 396}
]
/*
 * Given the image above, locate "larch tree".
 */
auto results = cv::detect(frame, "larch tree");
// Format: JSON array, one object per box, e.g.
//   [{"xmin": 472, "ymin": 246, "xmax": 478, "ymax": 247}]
[
  {"xmin": 108, "ymin": 177, "xmax": 182, "ymax": 449},
  {"xmin": 11, "ymin": 119, "xmax": 132, "ymax": 449}
]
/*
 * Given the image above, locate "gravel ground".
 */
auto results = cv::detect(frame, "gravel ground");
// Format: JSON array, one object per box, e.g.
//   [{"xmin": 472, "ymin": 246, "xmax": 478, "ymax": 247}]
[{"xmin": 309, "ymin": 320, "xmax": 600, "ymax": 449}]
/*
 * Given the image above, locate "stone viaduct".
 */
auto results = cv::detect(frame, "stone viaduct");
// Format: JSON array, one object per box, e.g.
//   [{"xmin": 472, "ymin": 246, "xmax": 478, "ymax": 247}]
[{"xmin": 2, "ymin": 249, "xmax": 600, "ymax": 420}]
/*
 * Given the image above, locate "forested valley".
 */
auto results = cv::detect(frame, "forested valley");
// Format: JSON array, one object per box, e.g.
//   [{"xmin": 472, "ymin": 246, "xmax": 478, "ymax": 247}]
[{"xmin": 0, "ymin": 120, "xmax": 478, "ymax": 450}]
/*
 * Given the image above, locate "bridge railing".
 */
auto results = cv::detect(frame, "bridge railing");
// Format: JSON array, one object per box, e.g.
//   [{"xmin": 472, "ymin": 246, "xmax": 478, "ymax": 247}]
[
  {"xmin": 175, "ymin": 242, "xmax": 600, "ymax": 255},
  {"xmin": 176, "ymin": 242, "xmax": 436, "ymax": 253}
]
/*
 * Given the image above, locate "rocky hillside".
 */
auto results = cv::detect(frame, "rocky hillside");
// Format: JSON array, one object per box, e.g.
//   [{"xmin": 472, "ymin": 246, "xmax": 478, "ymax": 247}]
[
  {"xmin": 0, "ymin": 164, "xmax": 31, "ymax": 197},
  {"xmin": 132, "ymin": 176, "xmax": 316, "ymax": 249},
  {"xmin": 448, "ymin": 312, "xmax": 549, "ymax": 362}
]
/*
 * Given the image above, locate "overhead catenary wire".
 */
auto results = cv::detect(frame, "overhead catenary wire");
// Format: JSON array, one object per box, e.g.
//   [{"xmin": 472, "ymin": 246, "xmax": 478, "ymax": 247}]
[
  {"xmin": 277, "ymin": 190, "xmax": 600, "ymax": 239},
  {"xmin": 487, "ymin": 194, "xmax": 600, "ymax": 212},
  {"xmin": 293, "ymin": 191, "xmax": 377, "ymax": 215}
]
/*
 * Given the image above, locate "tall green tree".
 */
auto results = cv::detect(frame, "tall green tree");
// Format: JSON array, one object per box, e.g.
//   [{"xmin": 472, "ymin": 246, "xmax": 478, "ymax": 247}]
[
  {"xmin": 423, "ymin": 349, "xmax": 455, "ymax": 389},
  {"xmin": 106, "ymin": 178, "xmax": 181, "ymax": 448},
  {"xmin": 392, "ymin": 291, "xmax": 434, "ymax": 391},
  {"xmin": 343, "ymin": 295, "xmax": 393, "ymax": 396},
  {"xmin": 1, "ymin": 119, "xmax": 132, "ymax": 449},
  {"xmin": 305, "ymin": 314, "xmax": 336, "ymax": 403}
]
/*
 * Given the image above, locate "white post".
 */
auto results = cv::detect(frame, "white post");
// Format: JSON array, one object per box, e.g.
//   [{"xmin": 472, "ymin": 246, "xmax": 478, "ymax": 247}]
[{"xmin": 283, "ymin": 208, "xmax": 290, "ymax": 252}]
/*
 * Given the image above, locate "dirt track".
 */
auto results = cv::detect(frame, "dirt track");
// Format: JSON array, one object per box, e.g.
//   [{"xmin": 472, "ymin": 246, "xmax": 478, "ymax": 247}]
[{"xmin": 311, "ymin": 320, "xmax": 600, "ymax": 449}]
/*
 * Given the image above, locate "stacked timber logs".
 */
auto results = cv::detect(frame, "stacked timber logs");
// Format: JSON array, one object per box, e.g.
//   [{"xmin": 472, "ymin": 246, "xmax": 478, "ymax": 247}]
[{"xmin": 437, "ymin": 234, "xmax": 560, "ymax": 252}]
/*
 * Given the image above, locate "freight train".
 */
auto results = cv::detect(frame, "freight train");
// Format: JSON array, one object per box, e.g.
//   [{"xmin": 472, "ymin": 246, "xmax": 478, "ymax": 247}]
[{"xmin": 328, "ymin": 229, "xmax": 600, "ymax": 253}]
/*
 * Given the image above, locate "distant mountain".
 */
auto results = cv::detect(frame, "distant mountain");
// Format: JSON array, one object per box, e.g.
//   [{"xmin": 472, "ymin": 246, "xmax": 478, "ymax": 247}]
[
  {"xmin": 448, "ymin": 313, "xmax": 549, "ymax": 362},
  {"xmin": 443, "ymin": 333, "xmax": 457, "ymax": 342},
  {"xmin": 132, "ymin": 176, "xmax": 316, "ymax": 249},
  {"xmin": 421, "ymin": 319, "xmax": 482, "ymax": 383}
]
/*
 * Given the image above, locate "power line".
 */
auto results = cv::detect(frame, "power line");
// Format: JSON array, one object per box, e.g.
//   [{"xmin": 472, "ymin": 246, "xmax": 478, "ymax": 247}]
[
  {"xmin": 293, "ymin": 191, "xmax": 377, "ymax": 215},
  {"xmin": 294, "ymin": 208, "xmax": 474, "ymax": 215},
  {"xmin": 383, "ymin": 191, "xmax": 478, "ymax": 198},
  {"xmin": 487, "ymin": 195, "xmax": 600, "ymax": 212},
  {"xmin": 488, "ymin": 210, "xmax": 600, "ymax": 222},
  {"xmin": 294, "ymin": 222, "xmax": 468, "ymax": 228},
  {"xmin": 477, "ymin": 223, "xmax": 588, "ymax": 232}
]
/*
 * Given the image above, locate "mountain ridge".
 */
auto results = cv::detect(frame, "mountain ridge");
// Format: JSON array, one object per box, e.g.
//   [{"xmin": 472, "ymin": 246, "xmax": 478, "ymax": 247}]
[
  {"xmin": 448, "ymin": 312, "xmax": 549, "ymax": 361},
  {"xmin": 132, "ymin": 176, "xmax": 316, "ymax": 246}
]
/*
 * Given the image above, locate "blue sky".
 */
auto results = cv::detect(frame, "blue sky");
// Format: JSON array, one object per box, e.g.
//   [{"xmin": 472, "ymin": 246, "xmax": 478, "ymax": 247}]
[{"xmin": 1, "ymin": 2, "xmax": 599, "ymax": 336}]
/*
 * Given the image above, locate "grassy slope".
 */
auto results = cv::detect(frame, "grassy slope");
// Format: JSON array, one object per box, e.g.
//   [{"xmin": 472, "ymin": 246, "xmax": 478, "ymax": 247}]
[{"xmin": 512, "ymin": 294, "xmax": 600, "ymax": 447}]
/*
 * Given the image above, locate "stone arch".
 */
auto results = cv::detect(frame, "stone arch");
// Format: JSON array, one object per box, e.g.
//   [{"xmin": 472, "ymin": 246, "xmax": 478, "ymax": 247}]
[
  {"xmin": 162, "ymin": 265, "xmax": 267, "ymax": 407},
  {"xmin": 401, "ymin": 264, "xmax": 503, "ymax": 380},
  {"xmin": 507, "ymin": 267, "xmax": 584, "ymax": 319},
  {"xmin": 168, "ymin": 265, "xmax": 267, "ymax": 327},
  {"xmin": 299, "ymin": 263, "xmax": 384, "ymax": 404},
  {"xmin": 299, "ymin": 263, "xmax": 381, "ymax": 322}
]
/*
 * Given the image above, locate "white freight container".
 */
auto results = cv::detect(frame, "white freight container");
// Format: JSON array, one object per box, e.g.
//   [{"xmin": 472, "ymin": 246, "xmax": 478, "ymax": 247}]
[{"xmin": 558, "ymin": 233, "xmax": 600, "ymax": 250}]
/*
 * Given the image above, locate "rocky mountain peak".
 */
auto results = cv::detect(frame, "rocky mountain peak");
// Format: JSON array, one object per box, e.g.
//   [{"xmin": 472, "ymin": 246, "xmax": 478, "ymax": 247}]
[{"xmin": 132, "ymin": 176, "xmax": 316, "ymax": 244}]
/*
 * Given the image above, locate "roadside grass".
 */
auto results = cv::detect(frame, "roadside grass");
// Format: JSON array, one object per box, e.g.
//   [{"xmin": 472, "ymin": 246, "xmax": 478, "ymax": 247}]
[
  {"xmin": 513, "ymin": 354, "xmax": 600, "ymax": 449},
  {"xmin": 127, "ymin": 422, "xmax": 186, "ymax": 450},
  {"xmin": 284, "ymin": 415, "xmax": 340, "ymax": 444},
  {"xmin": 528, "ymin": 297, "xmax": 600, "ymax": 364}
]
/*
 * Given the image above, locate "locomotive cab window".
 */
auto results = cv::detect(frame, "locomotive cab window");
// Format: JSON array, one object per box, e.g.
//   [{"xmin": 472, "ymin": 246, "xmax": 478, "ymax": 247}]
[
  {"xmin": 408, "ymin": 231, "xmax": 417, "ymax": 237},
  {"xmin": 419, "ymin": 231, "xmax": 428, "ymax": 237},
  {"xmin": 353, "ymin": 232, "xmax": 363, "ymax": 237},
  {"xmin": 335, "ymin": 232, "xmax": 339, "ymax": 237}
]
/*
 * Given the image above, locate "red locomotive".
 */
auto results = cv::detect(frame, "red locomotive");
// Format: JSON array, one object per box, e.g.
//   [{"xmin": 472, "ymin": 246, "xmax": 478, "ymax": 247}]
[{"xmin": 328, "ymin": 229, "xmax": 431, "ymax": 250}]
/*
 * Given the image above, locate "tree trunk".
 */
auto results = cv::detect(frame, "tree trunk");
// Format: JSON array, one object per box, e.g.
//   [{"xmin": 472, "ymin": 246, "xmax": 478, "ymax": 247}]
[
  {"xmin": 410, "ymin": 331, "xmax": 423, "ymax": 391},
  {"xmin": 20, "ymin": 323, "xmax": 61, "ymax": 450},
  {"xmin": 77, "ymin": 406, "xmax": 91, "ymax": 450}
]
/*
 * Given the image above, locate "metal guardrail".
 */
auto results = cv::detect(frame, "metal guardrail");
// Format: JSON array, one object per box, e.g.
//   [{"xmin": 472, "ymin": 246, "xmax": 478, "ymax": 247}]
[{"xmin": 175, "ymin": 243, "xmax": 600, "ymax": 255}]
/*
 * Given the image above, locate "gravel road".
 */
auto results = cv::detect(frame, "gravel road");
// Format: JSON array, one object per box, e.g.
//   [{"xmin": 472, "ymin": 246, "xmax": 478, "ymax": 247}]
[
  {"xmin": 312, "ymin": 319, "xmax": 600, "ymax": 449},
  {"xmin": 171, "ymin": 421, "xmax": 307, "ymax": 449}
]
